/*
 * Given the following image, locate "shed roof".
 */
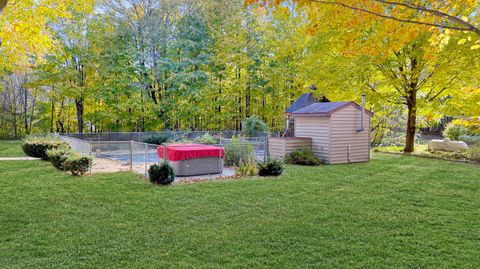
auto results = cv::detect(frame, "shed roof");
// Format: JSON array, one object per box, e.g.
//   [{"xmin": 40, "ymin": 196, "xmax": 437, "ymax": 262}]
[
  {"xmin": 285, "ymin": 93, "xmax": 317, "ymax": 114},
  {"xmin": 291, "ymin": 101, "xmax": 374, "ymax": 116}
]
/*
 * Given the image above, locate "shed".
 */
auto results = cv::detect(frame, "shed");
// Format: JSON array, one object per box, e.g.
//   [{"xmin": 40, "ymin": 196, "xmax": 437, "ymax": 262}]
[{"xmin": 291, "ymin": 101, "xmax": 373, "ymax": 164}]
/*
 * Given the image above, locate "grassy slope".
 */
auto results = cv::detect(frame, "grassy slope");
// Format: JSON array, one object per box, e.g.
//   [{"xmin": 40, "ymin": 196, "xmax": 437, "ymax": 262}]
[
  {"xmin": 0, "ymin": 140, "xmax": 25, "ymax": 157},
  {"xmin": 0, "ymin": 154, "xmax": 479, "ymax": 268}
]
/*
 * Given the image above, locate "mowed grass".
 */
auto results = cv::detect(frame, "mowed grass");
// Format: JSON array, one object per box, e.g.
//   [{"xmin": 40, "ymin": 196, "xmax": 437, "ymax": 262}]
[
  {"xmin": 0, "ymin": 152, "xmax": 479, "ymax": 268},
  {"xmin": 0, "ymin": 140, "xmax": 25, "ymax": 157}
]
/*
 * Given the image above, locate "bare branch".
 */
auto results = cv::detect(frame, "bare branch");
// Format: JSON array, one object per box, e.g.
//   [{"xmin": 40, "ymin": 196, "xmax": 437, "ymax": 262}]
[
  {"xmin": 374, "ymin": 0, "xmax": 480, "ymax": 36},
  {"xmin": 310, "ymin": 0, "xmax": 480, "ymax": 35}
]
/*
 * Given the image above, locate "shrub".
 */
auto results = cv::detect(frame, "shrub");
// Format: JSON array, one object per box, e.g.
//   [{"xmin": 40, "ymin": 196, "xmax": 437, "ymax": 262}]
[
  {"xmin": 46, "ymin": 146, "xmax": 72, "ymax": 170},
  {"xmin": 242, "ymin": 115, "xmax": 268, "ymax": 137},
  {"xmin": 443, "ymin": 123, "xmax": 469, "ymax": 140},
  {"xmin": 22, "ymin": 136, "xmax": 69, "ymax": 160},
  {"xmin": 64, "ymin": 153, "xmax": 93, "ymax": 176},
  {"xmin": 450, "ymin": 118, "xmax": 480, "ymax": 135},
  {"xmin": 143, "ymin": 133, "xmax": 173, "ymax": 145},
  {"xmin": 285, "ymin": 148, "xmax": 321, "ymax": 165},
  {"xmin": 196, "ymin": 133, "xmax": 218, "ymax": 145},
  {"xmin": 148, "ymin": 163, "xmax": 175, "ymax": 185},
  {"xmin": 257, "ymin": 159, "xmax": 283, "ymax": 177},
  {"xmin": 458, "ymin": 135, "xmax": 480, "ymax": 144},
  {"xmin": 224, "ymin": 136, "xmax": 255, "ymax": 166},
  {"xmin": 467, "ymin": 145, "xmax": 480, "ymax": 161}
]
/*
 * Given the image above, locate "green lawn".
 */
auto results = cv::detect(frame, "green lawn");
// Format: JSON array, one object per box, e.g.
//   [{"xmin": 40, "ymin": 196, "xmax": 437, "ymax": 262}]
[
  {"xmin": 0, "ymin": 153, "xmax": 479, "ymax": 268},
  {"xmin": 0, "ymin": 140, "xmax": 25, "ymax": 157}
]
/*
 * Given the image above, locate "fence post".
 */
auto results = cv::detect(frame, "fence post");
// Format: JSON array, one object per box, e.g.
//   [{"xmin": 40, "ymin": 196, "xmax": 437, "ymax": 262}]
[
  {"xmin": 145, "ymin": 143, "xmax": 148, "ymax": 176},
  {"xmin": 264, "ymin": 135, "xmax": 268, "ymax": 162},
  {"xmin": 129, "ymin": 140, "xmax": 133, "ymax": 171},
  {"xmin": 89, "ymin": 142, "xmax": 93, "ymax": 175},
  {"xmin": 163, "ymin": 144, "xmax": 167, "ymax": 164}
]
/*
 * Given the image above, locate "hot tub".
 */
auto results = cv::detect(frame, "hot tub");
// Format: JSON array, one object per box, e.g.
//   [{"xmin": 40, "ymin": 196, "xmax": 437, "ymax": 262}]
[{"xmin": 157, "ymin": 144, "xmax": 225, "ymax": 176}]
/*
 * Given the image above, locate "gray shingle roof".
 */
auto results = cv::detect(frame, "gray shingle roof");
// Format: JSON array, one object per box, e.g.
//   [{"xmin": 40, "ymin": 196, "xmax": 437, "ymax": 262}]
[
  {"xmin": 285, "ymin": 93, "xmax": 317, "ymax": 113},
  {"xmin": 292, "ymin": 102, "xmax": 350, "ymax": 114}
]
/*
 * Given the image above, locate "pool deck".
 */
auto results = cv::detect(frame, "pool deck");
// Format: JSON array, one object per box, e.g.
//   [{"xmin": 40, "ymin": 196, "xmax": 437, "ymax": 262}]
[{"xmin": 91, "ymin": 157, "xmax": 236, "ymax": 183}]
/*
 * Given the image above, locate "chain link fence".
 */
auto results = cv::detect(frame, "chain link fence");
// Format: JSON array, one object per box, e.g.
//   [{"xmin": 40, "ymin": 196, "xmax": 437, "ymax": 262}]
[{"xmin": 56, "ymin": 131, "xmax": 269, "ymax": 178}]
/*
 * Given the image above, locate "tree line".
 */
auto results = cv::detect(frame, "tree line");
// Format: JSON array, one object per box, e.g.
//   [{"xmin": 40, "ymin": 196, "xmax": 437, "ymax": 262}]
[{"xmin": 1, "ymin": 0, "xmax": 479, "ymax": 152}]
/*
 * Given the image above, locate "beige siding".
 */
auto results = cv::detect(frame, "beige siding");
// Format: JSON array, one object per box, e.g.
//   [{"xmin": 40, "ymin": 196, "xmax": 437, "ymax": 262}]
[
  {"xmin": 268, "ymin": 137, "xmax": 312, "ymax": 159},
  {"xmin": 268, "ymin": 138, "xmax": 286, "ymax": 159},
  {"xmin": 329, "ymin": 104, "xmax": 370, "ymax": 164},
  {"xmin": 294, "ymin": 116, "xmax": 330, "ymax": 162}
]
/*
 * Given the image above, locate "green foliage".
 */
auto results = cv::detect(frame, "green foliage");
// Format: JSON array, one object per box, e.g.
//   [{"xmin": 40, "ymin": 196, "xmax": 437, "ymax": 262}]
[
  {"xmin": 257, "ymin": 159, "xmax": 283, "ymax": 177},
  {"xmin": 196, "ymin": 133, "xmax": 218, "ymax": 145},
  {"xmin": 242, "ymin": 115, "xmax": 268, "ymax": 137},
  {"xmin": 63, "ymin": 153, "xmax": 93, "ymax": 176},
  {"xmin": 443, "ymin": 123, "xmax": 469, "ymax": 140},
  {"xmin": 373, "ymin": 145, "xmax": 405, "ymax": 153},
  {"xmin": 46, "ymin": 146, "xmax": 72, "ymax": 170},
  {"xmin": 22, "ymin": 136, "xmax": 69, "ymax": 160},
  {"xmin": 285, "ymin": 148, "xmax": 321, "ymax": 166},
  {"xmin": 148, "ymin": 163, "xmax": 175, "ymax": 185},
  {"xmin": 467, "ymin": 145, "xmax": 480, "ymax": 161},
  {"xmin": 143, "ymin": 133, "xmax": 173, "ymax": 145},
  {"xmin": 459, "ymin": 135, "xmax": 480, "ymax": 144},
  {"xmin": 235, "ymin": 158, "xmax": 256, "ymax": 177},
  {"xmin": 224, "ymin": 137, "xmax": 255, "ymax": 166},
  {"xmin": 450, "ymin": 118, "xmax": 480, "ymax": 135}
]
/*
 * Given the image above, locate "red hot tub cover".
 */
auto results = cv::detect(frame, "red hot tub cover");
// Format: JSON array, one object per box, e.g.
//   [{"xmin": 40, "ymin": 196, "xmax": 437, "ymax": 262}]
[{"xmin": 157, "ymin": 144, "xmax": 225, "ymax": 161}]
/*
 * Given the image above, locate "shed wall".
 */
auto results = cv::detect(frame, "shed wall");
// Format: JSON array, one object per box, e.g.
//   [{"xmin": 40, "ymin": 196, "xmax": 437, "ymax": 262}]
[
  {"xmin": 294, "ymin": 116, "xmax": 330, "ymax": 162},
  {"xmin": 329, "ymin": 105, "xmax": 370, "ymax": 164},
  {"xmin": 268, "ymin": 137, "xmax": 312, "ymax": 160}
]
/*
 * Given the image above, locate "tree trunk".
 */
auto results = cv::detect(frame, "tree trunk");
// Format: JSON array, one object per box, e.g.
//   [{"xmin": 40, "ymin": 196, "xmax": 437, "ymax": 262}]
[
  {"xmin": 75, "ymin": 97, "xmax": 84, "ymax": 133},
  {"xmin": 50, "ymin": 99, "xmax": 54, "ymax": 133},
  {"xmin": 23, "ymin": 87, "xmax": 28, "ymax": 134},
  {"xmin": 404, "ymin": 90, "xmax": 417, "ymax": 153}
]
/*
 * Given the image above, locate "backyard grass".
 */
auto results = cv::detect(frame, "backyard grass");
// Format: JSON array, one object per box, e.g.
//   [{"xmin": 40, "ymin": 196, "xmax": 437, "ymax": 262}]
[
  {"xmin": 0, "ymin": 140, "xmax": 25, "ymax": 157},
  {"xmin": 0, "ymin": 149, "xmax": 479, "ymax": 268}
]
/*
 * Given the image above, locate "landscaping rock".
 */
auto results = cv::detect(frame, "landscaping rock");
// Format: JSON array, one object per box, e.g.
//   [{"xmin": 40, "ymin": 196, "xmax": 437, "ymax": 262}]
[{"xmin": 428, "ymin": 138, "xmax": 468, "ymax": 152}]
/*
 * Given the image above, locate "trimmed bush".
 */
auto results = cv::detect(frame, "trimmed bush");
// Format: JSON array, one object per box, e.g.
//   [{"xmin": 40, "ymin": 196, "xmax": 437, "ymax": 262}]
[
  {"xmin": 143, "ymin": 133, "xmax": 173, "ymax": 145},
  {"xmin": 285, "ymin": 148, "xmax": 321, "ymax": 165},
  {"xmin": 242, "ymin": 115, "xmax": 268, "ymax": 136},
  {"xmin": 257, "ymin": 159, "xmax": 283, "ymax": 177},
  {"xmin": 148, "ymin": 163, "xmax": 175, "ymax": 185},
  {"xmin": 46, "ymin": 146, "xmax": 72, "ymax": 170},
  {"xmin": 64, "ymin": 153, "xmax": 93, "ymax": 176},
  {"xmin": 443, "ymin": 123, "xmax": 469, "ymax": 140},
  {"xmin": 22, "ymin": 136, "xmax": 69, "ymax": 160},
  {"xmin": 224, "ymin": 136, "xmax": 255, "ymax": 166}
]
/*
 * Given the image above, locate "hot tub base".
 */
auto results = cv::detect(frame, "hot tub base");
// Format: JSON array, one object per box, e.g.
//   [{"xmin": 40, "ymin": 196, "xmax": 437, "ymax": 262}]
[{"xmin": 169, "ymin": 157, "xmax": 223, "ymax": 177}]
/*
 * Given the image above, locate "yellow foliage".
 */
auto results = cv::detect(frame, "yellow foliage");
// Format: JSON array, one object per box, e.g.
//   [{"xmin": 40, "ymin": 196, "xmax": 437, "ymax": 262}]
[{"xmin": 0, "ymin": 0, "xmax": 95, "ymax": 73}]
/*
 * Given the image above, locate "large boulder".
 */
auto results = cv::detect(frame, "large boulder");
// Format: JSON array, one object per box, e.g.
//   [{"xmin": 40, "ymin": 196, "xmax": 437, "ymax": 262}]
[{"xmin": 428, "ymin": 138, "xmax": 469, "ymax": 152}]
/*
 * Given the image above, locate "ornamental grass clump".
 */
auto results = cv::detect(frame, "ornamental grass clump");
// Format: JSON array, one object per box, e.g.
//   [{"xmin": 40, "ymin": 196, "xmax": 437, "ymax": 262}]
[{"xmin": 148, "ymin": 163, "xmax": 175, "ymax": 185}]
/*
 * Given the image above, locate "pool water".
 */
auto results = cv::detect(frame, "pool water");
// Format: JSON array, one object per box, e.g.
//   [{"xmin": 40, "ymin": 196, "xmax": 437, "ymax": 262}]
[{"xmin": 98, "ymin": 153, "xmax": 160, "ymax": 164}]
